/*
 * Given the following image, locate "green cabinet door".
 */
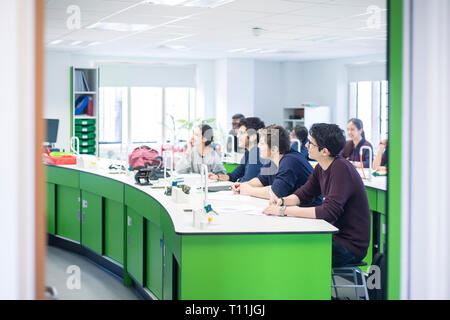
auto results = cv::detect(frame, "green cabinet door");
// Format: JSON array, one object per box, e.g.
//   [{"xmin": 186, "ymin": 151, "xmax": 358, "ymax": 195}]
[
  {"xmin": 146, "ymin": 221, "xmax": 163, "ymax": 299},
  {"xmin": 46, "ymin": 183, "xmax": 56, "ymax": 235},
  {"xmin": 81, "ymin": 190, "xmax": 103, "ymax": 255},
  {"xmin": 127, "ymin": 208, "xmax": 144, "ymax": 285},
  {"xmin": 56, "ymin": 185, "xmax": 81, "ymax": 242},
  {"xmin": 104, "ymin": 199, "xmax": 124, "ymax": 264}
]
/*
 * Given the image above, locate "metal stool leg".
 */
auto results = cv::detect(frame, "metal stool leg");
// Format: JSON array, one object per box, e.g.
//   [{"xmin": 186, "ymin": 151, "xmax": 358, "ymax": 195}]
[
  {"xmin": 331, "ymin": 271, "xmax": 338, "ymax": 298},
  {"xmin": 352, "ymin": 268, "xmax": 359, "ymax": 300}
]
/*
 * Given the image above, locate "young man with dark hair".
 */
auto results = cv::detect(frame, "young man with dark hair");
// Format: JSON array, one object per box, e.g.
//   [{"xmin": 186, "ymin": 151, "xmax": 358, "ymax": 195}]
[
  {"xmin": 263, "ymin": 123, "xmax": 370, "ymax": 267},
  {"xmin": 233, "ymin": 125, "xmax": 321, "ymax": 206},
  {"xmin": 290, "ymin": 125, "xmax": 309, "ymax": 158},
  {"xmin": 209, "ymin": 117, "xmax": 266, "ymax": 182},
  {"xmin": 228, "ymin": 113, "xmax": 245, "ymax": 153}
]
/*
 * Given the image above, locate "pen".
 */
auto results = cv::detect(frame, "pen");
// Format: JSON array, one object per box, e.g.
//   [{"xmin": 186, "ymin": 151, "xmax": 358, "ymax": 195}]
[{"xmin": 268, "ymin": 187, "xmax": 276, "ymax": 205}]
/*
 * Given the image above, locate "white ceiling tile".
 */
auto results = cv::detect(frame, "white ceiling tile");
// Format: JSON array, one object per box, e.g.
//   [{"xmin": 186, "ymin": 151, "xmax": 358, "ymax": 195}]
[{"xmin": 45, "ymin": 0, "xmax": 387, "ymax": 60}]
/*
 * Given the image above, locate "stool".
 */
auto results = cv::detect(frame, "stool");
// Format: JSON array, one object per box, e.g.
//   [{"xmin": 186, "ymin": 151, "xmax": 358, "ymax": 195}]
[{"xmin": 331, "ymin": 262, "xmax": 369, "ymax": 300}]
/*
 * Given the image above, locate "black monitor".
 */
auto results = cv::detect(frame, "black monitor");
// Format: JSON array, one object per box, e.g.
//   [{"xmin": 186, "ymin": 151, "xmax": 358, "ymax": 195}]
[{"xmin": 46, "ymin": 119, "xmax": 59, "ymax": 144}]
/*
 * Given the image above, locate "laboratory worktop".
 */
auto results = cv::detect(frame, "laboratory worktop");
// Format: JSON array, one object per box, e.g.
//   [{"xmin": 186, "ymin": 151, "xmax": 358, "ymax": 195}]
[{"xmin": 54, "ymin": 163, "xmax": 338, "ymax": 235}]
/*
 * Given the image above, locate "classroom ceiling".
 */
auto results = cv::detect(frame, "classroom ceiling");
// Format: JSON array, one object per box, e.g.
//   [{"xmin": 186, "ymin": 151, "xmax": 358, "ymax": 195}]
[{"xmin": 45, "ymin": 0, "xmax": 387, "ymax": 61}]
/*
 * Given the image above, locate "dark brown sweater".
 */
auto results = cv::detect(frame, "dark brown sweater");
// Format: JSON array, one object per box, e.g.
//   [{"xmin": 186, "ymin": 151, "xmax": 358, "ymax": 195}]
[{"xmin": 294, "ymin": 156, "xmax": 370, "ymax": 258}]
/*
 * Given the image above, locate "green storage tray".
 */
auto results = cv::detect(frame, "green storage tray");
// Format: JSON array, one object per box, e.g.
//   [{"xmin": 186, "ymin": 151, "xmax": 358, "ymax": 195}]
[
  {"xmin": 79, "ymin": 139, "xmax": 96, "ymax": 147},
  {"xmin": 80, "ymin": 146, "xmax": 96, "ymax": 154},
  {"xmin": 75, "ymin": 118, "xmax": 96, "ymax": 126},
  {"xmin": 75, "ymin": 125, "xmax": 96, "ymax": 133},
  {"xmin": 75, "ymin": 132, "xmax": 96, "ymax": 140}
]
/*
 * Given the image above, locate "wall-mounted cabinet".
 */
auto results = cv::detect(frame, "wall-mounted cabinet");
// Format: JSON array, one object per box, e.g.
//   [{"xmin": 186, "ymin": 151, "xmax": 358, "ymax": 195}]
[
  {"xmin": 283, "ymin": 105, "xmax": 330, "ymax": 131},
  {"xmin": 71, "ymin": 67, "xmax": 99, "ymax": 156}
]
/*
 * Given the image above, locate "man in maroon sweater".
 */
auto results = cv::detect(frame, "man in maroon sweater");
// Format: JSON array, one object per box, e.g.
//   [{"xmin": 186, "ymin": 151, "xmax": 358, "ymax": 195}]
[{"xmin": 263, "ymin": 123, "xmax": 370, "ymax": 267}]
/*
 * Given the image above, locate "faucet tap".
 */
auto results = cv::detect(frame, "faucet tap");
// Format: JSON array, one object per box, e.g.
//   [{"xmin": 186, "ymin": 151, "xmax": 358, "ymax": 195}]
[
  {"xmin": 360, "ymin": 146, "xmax": 373, "ymax": 181},
  {"xmin": 200, "ymin": 164, "xmax": 209, "ymax": 208}
]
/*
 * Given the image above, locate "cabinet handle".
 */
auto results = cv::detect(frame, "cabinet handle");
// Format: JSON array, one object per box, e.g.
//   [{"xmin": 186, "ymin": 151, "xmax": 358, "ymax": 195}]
[
  {"xmin": 82, "ymin": 212, "xmax": 86, "ymax": 224},
  {"xmin": 127, "ymin": 232, "xmax": 130, "ymax": 246},
  {"xmin": 77, "ymin": 210, "xmax": 80, "ymax": 221}
]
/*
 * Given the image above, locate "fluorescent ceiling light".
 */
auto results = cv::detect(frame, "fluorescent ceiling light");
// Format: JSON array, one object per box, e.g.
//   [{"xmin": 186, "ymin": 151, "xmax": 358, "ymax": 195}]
[
  {"xmin": 145, "ymin": 0, "xmax": 235, "ymax": 8},
  {"xmin": 71, "ymin": 41, "xmax": 83, "ymax": 46},
  {"xmin": 50, "ymin": 39, "xmax": 63, "ymax": 45},
  {"xmin": 88, "ymin": 42, "xmax": 102, "ymax": 46},
  {"xmin": 228, "ymin": 48, "xmax": 246, "ymax": 53},
  {"xmin": 244, "ymin": 48, "xmax": 261, "ymax": 53},
  {"xmin": 260, "ymin": 49, "xmax": 278, "ymax": 54},
  {"xmin": 86, "ymin": 22, "xmax": 151, "ymax": 32}
]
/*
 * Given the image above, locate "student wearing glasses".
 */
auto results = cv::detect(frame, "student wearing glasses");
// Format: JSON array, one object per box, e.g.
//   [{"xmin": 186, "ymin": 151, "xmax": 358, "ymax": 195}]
[
  {"xmin": 232, "ymin": 125, "xmax": 321, "ymax": 207},
  {"xmin": 340, "ymin": 118, "xmax": 373, "ymax": 168},
  {"xmin": 208, "ymin": 117, "xmax": 266, "ymax": 183},
  {"xmin": 176, "ymin": 124, "xmax": 226, "ymax": 174},
  {"xmin": 263, "ymin": 123, "xmax": 370, "ymax": 267}
]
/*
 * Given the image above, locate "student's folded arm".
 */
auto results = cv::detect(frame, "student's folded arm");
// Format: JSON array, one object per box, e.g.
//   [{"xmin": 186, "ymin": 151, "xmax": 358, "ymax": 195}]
[
  {"xmin": 293, "ymin": 170, "xmax": 321, "ymax": 206},
  {"xmin": 313, "ymin": 170, "xmax": 352, "ymax": 223},
  {"xmin": 212, "ymin": 153, "xmax": 227, "ymax": 174},
  {"xmin": 247, "ymin": 177, "xmax": 264, "ymax": 187},
  {"xmin": 271, "ymin": 169, "xmax": 297, "ymax": 198},
  {"xmin": 227, "ymin": 163, "xmax": 245, "ymax": 182}
]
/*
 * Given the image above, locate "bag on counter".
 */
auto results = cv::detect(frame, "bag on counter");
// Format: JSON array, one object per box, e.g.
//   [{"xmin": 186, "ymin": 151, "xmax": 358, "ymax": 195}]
[{"xmin": 128, "ymin": 146, "xmax": 162, "ymax": 170}]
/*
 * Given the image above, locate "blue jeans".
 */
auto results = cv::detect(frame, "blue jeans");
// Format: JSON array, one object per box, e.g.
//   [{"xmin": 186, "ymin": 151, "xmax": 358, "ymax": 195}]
[{"xmin": 332, "ymin": 241, "xmax": 364, "ymax": 268}]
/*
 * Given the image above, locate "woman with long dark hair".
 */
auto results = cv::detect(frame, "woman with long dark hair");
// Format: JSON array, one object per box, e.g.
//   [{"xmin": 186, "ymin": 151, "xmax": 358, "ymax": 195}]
[{"xmin": 339, "ymin": 118, "xmax": 373, "ymax": 168}]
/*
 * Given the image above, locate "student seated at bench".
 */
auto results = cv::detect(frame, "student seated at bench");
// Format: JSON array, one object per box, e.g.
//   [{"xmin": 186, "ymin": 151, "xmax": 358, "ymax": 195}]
[
  {"xmin": 232, "ymin": 125, "xmax": 321, "ymax": 207},
  {"xmin": 290, "ymin": 124, "xmax": 309, "ymax": 159},
  {"xmin": 340, "ymin": 118, "xmax": 373, "ymax": 169},
  {"xmin": 263, "ymin": 123, "xmax": 370, "ymax": 267},
  {"xmin": 208, "ymin": 117, "xmax": 266, "ymax": 183},
  {"xmin": 176, "ymin": 124, "xmax": 226, "ymax": 174}
]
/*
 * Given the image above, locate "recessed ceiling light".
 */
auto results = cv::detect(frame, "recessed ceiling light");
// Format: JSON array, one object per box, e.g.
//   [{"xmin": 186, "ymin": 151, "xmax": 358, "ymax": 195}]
[
  {"xmin": 70, "ymin": 41, "xmax": 83, "ymax": 46},
  {"xmin": 86, "ymin": 22, "xmax": 151, "ymax": 32},
  {"xmin": 50, "ymin": 39, "xmax": 63, "ymax": 45}
]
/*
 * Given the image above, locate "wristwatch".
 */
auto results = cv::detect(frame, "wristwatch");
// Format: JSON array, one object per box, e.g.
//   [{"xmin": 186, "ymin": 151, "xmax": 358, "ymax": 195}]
[{"xmin": 280, "ymin": 205, "xmax": 287, "ymax": 216}]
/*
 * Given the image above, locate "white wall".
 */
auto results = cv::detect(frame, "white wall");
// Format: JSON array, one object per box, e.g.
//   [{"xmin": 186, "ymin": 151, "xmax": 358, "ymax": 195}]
[
  {"xmin": 254, "ymin": 60, "xmax": 283, "ymax": 127},
  {"xmin": 45, "ymin": 51, "xmax": 386, "ymax": 151},
  {"xmin": 44, "ymin": 50, "xmax": 216, "ymax": 151},
  {"xmin": 280, "ymin": 55, "xmax": 386, "ymax": 130}
]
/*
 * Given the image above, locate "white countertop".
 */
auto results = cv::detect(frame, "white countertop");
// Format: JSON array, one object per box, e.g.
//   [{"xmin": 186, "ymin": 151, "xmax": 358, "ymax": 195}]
[{"xmin": 53, "ymin": 163, "xmax": 338, "ymax": 235}]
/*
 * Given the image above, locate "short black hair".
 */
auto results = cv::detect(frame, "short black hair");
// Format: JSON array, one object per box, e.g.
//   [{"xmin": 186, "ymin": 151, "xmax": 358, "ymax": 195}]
[
  {"xmin": 294, "ymin": 125, "xmax": 308, "ymax": 143},
  {"xmin": 239, "ymin": 117, "xmax": 265, "ymax": 141},
  {"xmin": 232, "ymin": 114, "xmax": 245, "ymax": 120},
  {"xmin": 260, "ymin": 125, "xmax": 291, "ymax": 155},
  {"xmin": 309, "ymin": 123, "xmax": 346, "ymax": 157},
  {"xmin": 200, "ymin": 124, "xmax": 214, "ymax": 147}
]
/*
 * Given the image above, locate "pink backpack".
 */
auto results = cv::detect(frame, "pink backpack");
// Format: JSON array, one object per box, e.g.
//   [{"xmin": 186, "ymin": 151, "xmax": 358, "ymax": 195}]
[{"xmin": 128, "ymin": 146, "xmax": 162, "ymax": 170}]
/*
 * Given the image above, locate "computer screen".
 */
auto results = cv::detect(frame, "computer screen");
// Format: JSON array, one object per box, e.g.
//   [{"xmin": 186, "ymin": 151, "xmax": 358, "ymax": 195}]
[{"xmin": 46, "ymin": 119, "xmax": 59, "ymax": 144}]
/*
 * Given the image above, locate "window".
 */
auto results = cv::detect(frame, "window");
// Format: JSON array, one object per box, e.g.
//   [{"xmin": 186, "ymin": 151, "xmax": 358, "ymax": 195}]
[
  {"xmin": 98, "ymin": 87, "xmax": 196, "ymax": 159},
  {"xmin": 349, "ymin": 80, "xmax": 389, "ymax": 147}
]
